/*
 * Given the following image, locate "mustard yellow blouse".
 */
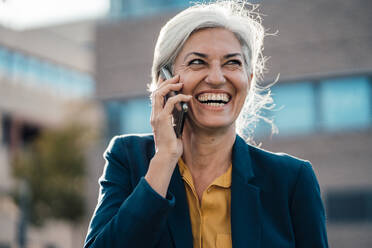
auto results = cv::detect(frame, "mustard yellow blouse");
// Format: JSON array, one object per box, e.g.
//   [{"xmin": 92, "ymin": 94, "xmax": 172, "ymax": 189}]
[{"xmin": 178, "ymin": 158, "xmax": 232, "ymax": 248}]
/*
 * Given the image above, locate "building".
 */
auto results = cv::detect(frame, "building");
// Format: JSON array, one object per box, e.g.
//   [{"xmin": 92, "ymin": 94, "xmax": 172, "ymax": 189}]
[
  {"xmin": 93, "ymin": 0, "xmax": 372, "ymax": 247},
  {"xmin": 0, "ymin": 20, "xmax": 101, "ymax": 248}
]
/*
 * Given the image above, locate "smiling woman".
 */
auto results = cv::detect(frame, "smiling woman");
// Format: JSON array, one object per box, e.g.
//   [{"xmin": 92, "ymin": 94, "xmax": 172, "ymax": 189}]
[
  {"xmin": 173, "ymin": 28, "xmax": 249, "ymax": 132},
  {"xmin": 84, "ymin": 1, "xmax": 329, "ymax": 248},
  {"xmin": 150, "ymin": 1, "xmax": 271, "ymax": 142}
]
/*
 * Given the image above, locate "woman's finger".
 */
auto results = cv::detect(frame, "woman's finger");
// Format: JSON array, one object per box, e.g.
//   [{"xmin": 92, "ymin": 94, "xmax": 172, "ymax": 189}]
[
  {"xmin": 157, "ymin": 74, "xmax": 180, "ymax": 90},
  {"xmin": 151, "ymin": 83, "xmax": 184, "ymax": 111},
  {"xmin": 163, "ymin": 94, "xmax": 192, "ymax": 114}
]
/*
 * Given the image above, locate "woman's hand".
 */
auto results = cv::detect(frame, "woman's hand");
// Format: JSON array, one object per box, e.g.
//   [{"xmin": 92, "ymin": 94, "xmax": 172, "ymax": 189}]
[
  {"xmin": 145, "ymin": 74, "xmax": 192, "ymax": 197},
  {"xmin": 150, "ymin": 74, "xmax": 192, "ymax": 162}
]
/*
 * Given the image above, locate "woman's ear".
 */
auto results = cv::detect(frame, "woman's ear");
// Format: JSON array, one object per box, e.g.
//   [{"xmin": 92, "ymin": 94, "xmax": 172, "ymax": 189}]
[{"xmin": 248, "ymin": 73, "xmax": 253, "ymax": 84}]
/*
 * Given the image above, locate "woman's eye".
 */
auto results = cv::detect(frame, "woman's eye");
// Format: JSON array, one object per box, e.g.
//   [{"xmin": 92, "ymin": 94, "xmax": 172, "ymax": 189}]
[
  {"xmin": 225, "ymin": 59, "xmax": 242, "ymax": 66},
  {"xmin": 188, "ymin": 59, "xmax": 205, "ymax": 66}
]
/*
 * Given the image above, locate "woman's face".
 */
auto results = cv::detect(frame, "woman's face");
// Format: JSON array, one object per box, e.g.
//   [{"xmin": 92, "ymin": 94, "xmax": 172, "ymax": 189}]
[{"xmin": 173, "ymin": 28, "xmax": 250, "ymax": 132}]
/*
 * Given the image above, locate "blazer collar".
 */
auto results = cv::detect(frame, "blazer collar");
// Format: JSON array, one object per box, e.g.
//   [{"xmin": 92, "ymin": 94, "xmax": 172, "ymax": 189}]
[
  {"xmin": 167, "ymin": 166, "xmax": 193, "ymax": 248},
  {"xmin": 166, "ymin": 134, "xmax": 262, "ymax": 248},
  {"xmin": 231, "ymin": 134, "xmax": 262, "ymax": 248},
  {"xmin": 231, "ymin": 134, "xmax": 255, "ymax": 182}
]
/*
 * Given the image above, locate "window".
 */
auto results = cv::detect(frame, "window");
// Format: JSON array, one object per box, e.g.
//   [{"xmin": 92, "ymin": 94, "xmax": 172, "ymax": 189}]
[
  {"xmin": 0, "ymin": 46, "xmax": 12, "ymax": 73},
  {"xmin": 119, "ymin": 97, "xmax": 152, "ymax": 134},
  {"xmin": 105, "ymin": 101, "xmax": 122, "ymax": 139},
  {"xmin": 319, "ymin": 77, "xmax": 371, "ymax": 131},
  {"xmin": 70, "ymin": 71, "xmax": 95, "ymax": 97},
  {"xmin": 326, "ymin": 189, "xmax": 372, "ymax": 222},
  {"xmin": 270, "ymin": 82, "xmax": 315, "ymax": 135},
  {"xmin": 28, "ymin": 57, "xmax": 44, "ymax": 85},
  {"xmin": 0, "ymin": 45, "xmax": 94, "ymax": 98},
  {"xmin": 104, "ymin": 97, "xmax": 152, "ymax": 139},
  {"xmin": 256, "ymin": 75, "xmax": 372, "ymax": 138},
  {"xmin": 12, "ymin": 52, "xmax": 28, "ymax": 80}
]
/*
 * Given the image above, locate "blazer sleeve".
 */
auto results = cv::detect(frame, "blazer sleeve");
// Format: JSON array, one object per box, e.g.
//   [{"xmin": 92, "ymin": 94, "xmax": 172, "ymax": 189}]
[
  {"xmin": 290, "ymin": 162, "xmax": 329, "ymax": 248},
  {"xmin": 84, "ymin": 136, "xmax": 175, "ymax": 248}
]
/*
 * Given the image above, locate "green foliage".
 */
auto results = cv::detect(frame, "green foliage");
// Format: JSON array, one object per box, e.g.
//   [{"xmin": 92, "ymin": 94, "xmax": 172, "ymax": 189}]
[{"xmin": 12, "ymin": 124, "xmax": 88, "ymax": 226}]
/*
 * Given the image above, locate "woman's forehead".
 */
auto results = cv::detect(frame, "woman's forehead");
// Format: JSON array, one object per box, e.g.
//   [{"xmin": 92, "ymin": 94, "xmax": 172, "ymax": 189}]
[{"xmin": 178, "ymin": 28, "xmax": 243, "ymax": 58}]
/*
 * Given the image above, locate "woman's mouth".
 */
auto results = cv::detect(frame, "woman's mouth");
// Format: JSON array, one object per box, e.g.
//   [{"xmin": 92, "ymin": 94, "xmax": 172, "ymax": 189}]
[{"xmin": 196, "ymin": 92, "xmax": 231, "ymax": 107}]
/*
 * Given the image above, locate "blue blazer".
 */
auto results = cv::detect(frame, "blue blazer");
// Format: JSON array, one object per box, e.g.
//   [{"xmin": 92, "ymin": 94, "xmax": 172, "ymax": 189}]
[{"xmin": 84, "ymin": 134, "xmax": 328, "ymax": 247}]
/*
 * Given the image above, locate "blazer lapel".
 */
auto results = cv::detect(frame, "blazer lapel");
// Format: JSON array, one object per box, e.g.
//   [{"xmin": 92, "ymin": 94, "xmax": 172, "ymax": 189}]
[
  {"xmin": 231, "ymin": 135, "xmax": 262, "ymax": 248},
  {"xmin": 167, "ymin": 165, "xmax": 193, "ymax": 248}
]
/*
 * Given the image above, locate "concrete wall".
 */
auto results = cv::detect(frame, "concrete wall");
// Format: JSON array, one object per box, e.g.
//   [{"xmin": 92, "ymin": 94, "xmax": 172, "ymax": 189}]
[{"xmin": 261, "ymin": 0, "xmax": 372, "ymax": 82}]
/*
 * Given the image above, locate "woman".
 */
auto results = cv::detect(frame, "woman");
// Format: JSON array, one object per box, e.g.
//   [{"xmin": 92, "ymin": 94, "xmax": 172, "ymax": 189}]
[{"xmin": 84, "ymin": 1, "xmax": 328, "ymax": 247}]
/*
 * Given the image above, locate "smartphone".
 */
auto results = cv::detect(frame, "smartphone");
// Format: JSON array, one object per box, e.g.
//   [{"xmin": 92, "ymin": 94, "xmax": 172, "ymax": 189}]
[{"xmin": 160, "ymin": 67, "xmax": 188, "ymax": 138}]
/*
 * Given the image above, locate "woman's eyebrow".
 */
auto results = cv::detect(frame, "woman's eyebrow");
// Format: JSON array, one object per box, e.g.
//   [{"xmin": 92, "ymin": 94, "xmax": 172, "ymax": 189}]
[
  {"xmin": 224, "ymin": 53, "xmax": 242, "ymax": 59},
  {"xmin": 183, "ymin": 52, "xmax": 242, "ymax": 62},
  {"xmin": 184, "ymin": 52, "xmax": 207, "ymax": 61}
]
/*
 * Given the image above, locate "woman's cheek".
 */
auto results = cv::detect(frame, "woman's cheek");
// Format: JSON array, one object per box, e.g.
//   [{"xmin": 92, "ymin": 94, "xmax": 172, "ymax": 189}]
[
  {"xmin": 236, "ymin": 74, "xmax": 250, "ymax": 90},
  {"xmin": 180, "ymin": 73, "xmax": 200, "ymax": 90}
]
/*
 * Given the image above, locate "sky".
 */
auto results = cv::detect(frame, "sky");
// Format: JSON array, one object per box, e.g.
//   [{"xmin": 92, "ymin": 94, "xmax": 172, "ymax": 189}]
[{"xmin": 0, "ymin": 0, "xmax": 109, "ymax": 30}]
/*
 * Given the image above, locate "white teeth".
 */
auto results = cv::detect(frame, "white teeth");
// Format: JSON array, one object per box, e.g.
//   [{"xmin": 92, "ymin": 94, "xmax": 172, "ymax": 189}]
[
  {"xmin": 207, "ymin": 102, "xmax": 225, "ymax": 107},
  {"xmin": 197, "ymin": 93, "xmax": 230, "ymax": 103}
]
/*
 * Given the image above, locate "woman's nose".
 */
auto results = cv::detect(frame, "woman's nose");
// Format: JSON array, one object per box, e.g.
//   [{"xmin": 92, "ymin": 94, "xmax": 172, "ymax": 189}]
[{"xmin": 205, "ymin": 64, "xmax": 226, "ymax": 85}]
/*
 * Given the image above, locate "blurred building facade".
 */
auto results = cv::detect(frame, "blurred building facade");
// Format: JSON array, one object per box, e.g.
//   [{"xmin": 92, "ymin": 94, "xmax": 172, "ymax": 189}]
[
  {"xmin": 93, "ymin": 0, "xmax": 372, "ymax": 247},
  {"xmin": 0, "ymin": 20, "xmax": 101, "ymax": 248}
]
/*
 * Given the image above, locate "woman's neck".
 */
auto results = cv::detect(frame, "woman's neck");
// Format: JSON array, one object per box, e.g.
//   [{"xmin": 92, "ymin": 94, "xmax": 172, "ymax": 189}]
[{"xmin": 181, "ymin": 125, "xmax": 236, "ymax": 174}]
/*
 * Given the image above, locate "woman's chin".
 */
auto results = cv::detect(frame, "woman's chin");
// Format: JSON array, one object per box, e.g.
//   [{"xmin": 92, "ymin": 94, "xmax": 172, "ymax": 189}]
[{"xmin": 187, "ymin": 118, "xmax": 235, "ymax": 133}]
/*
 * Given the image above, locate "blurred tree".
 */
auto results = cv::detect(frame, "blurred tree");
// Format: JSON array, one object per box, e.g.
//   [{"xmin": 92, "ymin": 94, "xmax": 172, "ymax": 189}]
[{"xmin": 12, "ymin": 124, "xmax": 89, "ymax": 226}]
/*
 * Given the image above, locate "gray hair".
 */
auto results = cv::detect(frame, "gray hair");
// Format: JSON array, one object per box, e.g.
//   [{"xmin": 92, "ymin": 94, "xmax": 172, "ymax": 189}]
[{"xmin": 150, "ymin": 0, "xmax": 277, "ymax": 143}]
